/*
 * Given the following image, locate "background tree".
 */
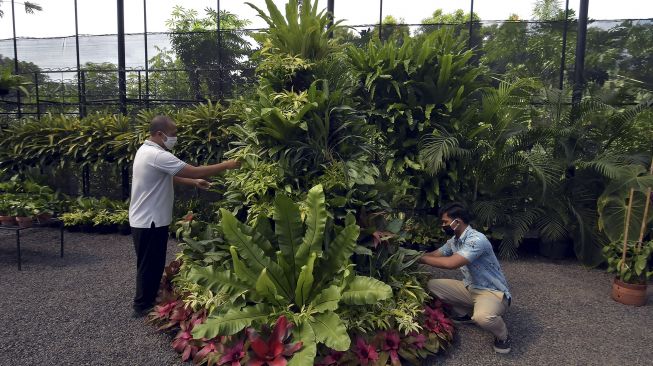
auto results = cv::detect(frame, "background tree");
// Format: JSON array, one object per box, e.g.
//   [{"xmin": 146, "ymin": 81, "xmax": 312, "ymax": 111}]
[
  {"xmin": 0, "ymin": 0, "xmax": 41, "ymax": 17},
  {"xmin": 166, "ymin": 6, "xmax": 252, "ymax": 100}
]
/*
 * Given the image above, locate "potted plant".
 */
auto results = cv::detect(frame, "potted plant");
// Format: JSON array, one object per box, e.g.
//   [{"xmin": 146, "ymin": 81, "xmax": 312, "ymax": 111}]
[
  {"xmin": 0, "ymin": 197, "xmax": 16, "ymax": 226},
  {"xmin": 93, "ymin": 209, "xmax": 115, "ymax": 234},
  {"xmin": 111, "ymin": 209, "xmax": 130, "ymax": 235},
  {"xmin": 33, "ymin": 198, "xmax": 54, "ymax": 224},
  {"xmin": 61, "ymin": 211, "xmax": 84, "ymax": 232},
  {"xmin": 603, "ymin": 187, "xmax": 652, "ymax": 306},
  {"xmin": 13, "ymin": 202, "xmax": 35, "ymax": 228}
]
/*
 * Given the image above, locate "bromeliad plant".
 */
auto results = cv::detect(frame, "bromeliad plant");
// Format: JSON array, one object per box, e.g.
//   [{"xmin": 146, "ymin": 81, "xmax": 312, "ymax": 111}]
[{"xmin": 191, "ymin": 185, "xmax": 393, "ymax": 365}]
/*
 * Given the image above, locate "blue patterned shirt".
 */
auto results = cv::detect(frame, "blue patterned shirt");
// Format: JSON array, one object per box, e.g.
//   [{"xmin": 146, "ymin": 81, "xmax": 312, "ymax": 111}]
[{"xmin": 438, "ymin": 226, "xmax": 512, "ymax": 299}]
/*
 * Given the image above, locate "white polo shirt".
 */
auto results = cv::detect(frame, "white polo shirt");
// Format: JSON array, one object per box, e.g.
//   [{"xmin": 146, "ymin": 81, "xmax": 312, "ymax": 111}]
[{"xmin": 129, "ymin": 140, "xmax": 187, "ymax": 228}]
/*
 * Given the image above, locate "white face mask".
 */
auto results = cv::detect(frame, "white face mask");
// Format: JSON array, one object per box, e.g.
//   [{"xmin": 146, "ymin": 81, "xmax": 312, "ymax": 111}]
[{"xmin": 161, "ymin": 133, "xmax": 177, "ymax": 150}]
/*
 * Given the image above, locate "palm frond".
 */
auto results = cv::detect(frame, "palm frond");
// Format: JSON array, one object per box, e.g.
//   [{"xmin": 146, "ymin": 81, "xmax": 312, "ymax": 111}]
[
  {"xmin": 576, "ymin": 152, "xmax": 637, "ymax": 179},
  {"xmin": 418, "ymin": 133, "xmax": 471, "ymax": 175}
]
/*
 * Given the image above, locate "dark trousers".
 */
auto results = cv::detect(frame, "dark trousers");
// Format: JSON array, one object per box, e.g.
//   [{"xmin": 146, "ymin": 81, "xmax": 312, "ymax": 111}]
[{"xmin": 132, "ymin": 223, "xmax": 169, "ymax": 311}]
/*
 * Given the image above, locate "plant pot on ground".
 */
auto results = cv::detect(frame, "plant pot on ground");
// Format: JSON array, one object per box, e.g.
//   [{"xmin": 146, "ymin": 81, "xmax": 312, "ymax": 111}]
[
  {"xmin": 36, "ymin": 212, "xmax": 53, "ymax": 224},
  {"xmin": 611, "ymin": 277, "xmax": 648, "ymax": 306},
  {"xmin": 95, "ymin": 224, "xmax": 117, "ymax": 234},
  {"xmin": 66, "ymin": 225, "xmax": 81, "ymax": 232},
  {"xmin": 603, "ymin": 187, "xmax": 653, "ymax": 307},
  {"xmin": 118, "ymin": 223, "xmax": 131, "ymax": 235},
  {"xmin": 0, "ymin": 215, "xmax": 16, "ymax": 226},
  {"xmin": 15, "ymin": 216, "xmax": 33, "ymax": 228},
  {"xmin": 80, "ymin": 223, "xmax": 95, "ymax": 233}
]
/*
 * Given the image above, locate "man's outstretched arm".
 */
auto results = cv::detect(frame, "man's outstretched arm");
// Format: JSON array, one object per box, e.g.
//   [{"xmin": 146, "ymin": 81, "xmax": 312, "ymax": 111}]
[{"xmin": 420, "ymin": 253, "xmax": 470, "ymax": 269}]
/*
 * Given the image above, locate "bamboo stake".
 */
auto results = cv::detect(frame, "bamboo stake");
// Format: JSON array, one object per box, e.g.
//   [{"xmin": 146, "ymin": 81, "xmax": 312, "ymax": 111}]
[
  {"xmin": 620, "ymin": 188, "xmax": 635, "ymax": 271},
  {"xmin": 636, "ymin": 159, "xmax": 653, "ymax": 251}
]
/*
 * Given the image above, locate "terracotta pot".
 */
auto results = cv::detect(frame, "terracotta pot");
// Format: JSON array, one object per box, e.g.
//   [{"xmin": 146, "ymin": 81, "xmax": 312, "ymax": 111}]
[
  {"xmin": 0, "ymin": 215, "xmax": 16, "ymax": 226},
  {"xmin": 36, "ymin": 212, "xmax": 52, "ymax": 224},
  {"xmin": 611, "ymin": 277, "xmax": 648, "ymax": 306},
  {"xmin": 15, "ymin": 216, "xmax": 33, "ymax": 228}
]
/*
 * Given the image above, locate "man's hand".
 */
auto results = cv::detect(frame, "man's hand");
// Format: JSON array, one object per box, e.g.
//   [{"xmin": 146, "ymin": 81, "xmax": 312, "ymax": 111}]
[
  {"xmin": 194, "ymin": 179, "xmax": 211, "ymax": 190},
  {"xmin": 223, "ymin": 159, "xmax": 241, "ymax": 170}
]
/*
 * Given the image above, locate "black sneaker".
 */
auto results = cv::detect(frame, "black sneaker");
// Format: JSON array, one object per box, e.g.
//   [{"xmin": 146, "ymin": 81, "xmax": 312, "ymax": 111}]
[
  {"xmin": 131, "ymin": 306, "xmax": 153, "ymax": 318},
  {"xmin": 494, "ymin": 335, "xmax": 511, "ymax": 354},
  {"xmin": 451, "ymin": 314, "xmax": 474, "ymax": 324}
]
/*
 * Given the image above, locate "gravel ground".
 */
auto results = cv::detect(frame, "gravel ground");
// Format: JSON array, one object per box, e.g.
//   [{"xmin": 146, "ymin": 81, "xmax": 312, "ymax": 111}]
[{"xmin": 1, "ymin": 229, "xmax": 652, "ymax": 366}]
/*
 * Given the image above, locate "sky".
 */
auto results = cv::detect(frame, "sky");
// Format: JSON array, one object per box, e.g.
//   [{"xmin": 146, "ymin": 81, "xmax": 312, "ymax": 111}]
[{"xmin": 0, "ymin": 0, "xmax": 652, "ymax": 39}]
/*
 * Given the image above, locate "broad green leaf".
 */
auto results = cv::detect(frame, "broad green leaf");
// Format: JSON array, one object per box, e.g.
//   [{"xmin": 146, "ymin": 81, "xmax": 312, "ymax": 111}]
[
  {"xmin": 274, "ymin": 195, "xmax": 304, "ymax": 282},
  {"xmin": 186, "ymin": 266, "xmax": 248, "ymax": 293},
  {"xmin": 598, "ymin": 191, "xmax": 653, "ymax": 243},
  {"xmin": 341, "ymin": 276, "xmax": 392, "ymax": 305},
  {"xmin": 295, "ymin": 252, "xmax": 317, "ymax": 307},
  {"xmin": 287, "ymin": 321, "xmax": 317, "ymax": 366},
  {"xmin": 635, "ymin": 256, "xmax": 647, "ymax": 276},
  {"xmin": 230, "ymin": 246, "xmax": 257, "ymax": 287},
  {"xmin": 192, "ymin": 304, "xmax": 269, "ymax": 338},
  {"xmin": 319, "ymin": 223, "xmax": 359, "ymax": 281},
  {"xmin": 309, "ymin": 311, "xmax": 350, "ymax": 351},
  {"xmin": 254, "ymin": 214, "xmax": 275, "ymax": 244},
  {"xmin": 256, "ymin": 268, "xmax": 282, "ymax": 304},
  {"xmin": 311, "ymin": 285, "xmax": 341, "ymax": 313},
  {"xmin": 353, "ymin": 245, "xmax": 373, "ymax": 256},
  {"xmin": 296, "ymin": 185, "xmax": 327, "ymax": 266},
  {"xmin": 386, "ymin": 218, "xmax": 404, "ymax": 234},
  {"xmin": 222, "ymin": 209, "xmax": 292, "ymax": 297}
]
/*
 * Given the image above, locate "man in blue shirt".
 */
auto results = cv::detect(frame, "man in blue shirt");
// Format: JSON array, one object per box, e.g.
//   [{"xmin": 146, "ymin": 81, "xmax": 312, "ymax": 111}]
[{"xmin": 420, "ymin": 202, "xmax": 512, "ymax": 353}]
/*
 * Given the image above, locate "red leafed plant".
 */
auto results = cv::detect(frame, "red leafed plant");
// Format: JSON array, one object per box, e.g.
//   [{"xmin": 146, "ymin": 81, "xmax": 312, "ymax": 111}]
[
  {"xmin": 193, "ymin": 336, "xmax": 224, "ymax": 365},
  {"xmin": 424, "ymin": 303, "xmax": 453, "ymax": 337},
  {"xmin": 378, "ymin": 330, "xmax": 401, "ymax": 366},
  {"xmin": 352, "ymin": 337, "xmax": 379, "ymax": 366},
  {"xmin": 217, "ymin": 339, "xmax": 247, "ymax": 366},
  {"xmin": 247, "ymin": 316, "xmax": 303, "ymax": 366},
  {"xmin": 172, "ymin": 320, "xmax": 199, "ymax": 362},
  {"xmin": 405, "ymin": 332, "xmax": 426, "ymax": 349},
  {"xmin": 315, "ymin": 350, "xmax": 345, "ymax": 366}
]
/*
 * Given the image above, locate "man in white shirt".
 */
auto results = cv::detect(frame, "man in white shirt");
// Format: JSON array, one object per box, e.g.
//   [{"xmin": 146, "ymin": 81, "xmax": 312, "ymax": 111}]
[{"xmin": 129, "ymin": 115, "xmax": 240, "ymax": 317}]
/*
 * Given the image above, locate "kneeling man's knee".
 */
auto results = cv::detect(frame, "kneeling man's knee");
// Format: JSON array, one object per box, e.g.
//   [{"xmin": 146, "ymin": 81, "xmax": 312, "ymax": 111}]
[{"xmin": 472, "ymin": 312, "xmax": 498, "ymax": 327}]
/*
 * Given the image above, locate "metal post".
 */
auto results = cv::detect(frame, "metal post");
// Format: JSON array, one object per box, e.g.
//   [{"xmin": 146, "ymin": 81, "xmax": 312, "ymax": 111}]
[
  {"xmin": 74, "ymin": 0, "xmax": 84, "ymax": 117},
  {"xmin": 138, "ymin": 70, "xmax": 142, "ymax": 103},
  {"xmin": 60, "ymin": 221, "xmax": 64, "ymax": 258},
  {"xmin": 327, "ymin": 0, "xmax": 335, "ymax": 38},
  {"xmin": 34, "ymin": 72, "xmax": 40, "ymax": 119},
  {"xmin": 559, "ymin": 0, "xmax": 570, "ymax": 90},
  {"xmin": 83, "ymin": 165, "xmax": 90, "ymax": 196},
  {"xmin": 16, "ymin": 230, "xmax": 21, "ymax": 270},
  {"xmin": 143, "ymin": 0, "xmax": 150, "ymax": 108},
  {"xmin": 117, "ymin": 0, "xmax": 127, "ymax": 114},
  {"xmin": 572, "ymin": 0, "xmax": 589, "ymax": 108},
  {"xmin": 469, "ymin": 0, "xmax": 475, "ymax": 50},
  {"xmin": 80, "ymin": 70, "xmax": 87, "ymax": 117},
  {"xmin": 217, "ymin": 0, "xmax": 223, "ymax": 99},
  {"xmin": 11, "ymin": 0, "xmax": 21, "ymax": 118},
  {"xmin": 378, "ymin": 0, "xmax": 383, "ymax": 40},
  {"xmin": 121, "ymin": 164, "xmax": 129, "ymax": 200}
]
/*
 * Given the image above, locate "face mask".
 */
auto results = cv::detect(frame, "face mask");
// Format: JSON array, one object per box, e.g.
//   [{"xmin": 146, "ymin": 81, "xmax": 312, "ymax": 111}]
[
  {"xmin": 442, "ymin": 219, "xmax": 459, "ymax": 236},
  {"xmin": 161, "ymin": 133, "xmax": 177, "ymax": 150}
]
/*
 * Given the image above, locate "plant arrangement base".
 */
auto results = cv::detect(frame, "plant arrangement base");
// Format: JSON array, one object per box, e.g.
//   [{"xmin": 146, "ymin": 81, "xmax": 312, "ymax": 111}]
[
  {"xmin": 0, "ymin": 216, "xmax": 16, "ymax": 226},
  {"xmin": 611, "ymin": 278, "xmax": 647, "ymax": 306},
  {"xmin": 16, "ymin": 217, "xmax": 33, "ymax": 228}
]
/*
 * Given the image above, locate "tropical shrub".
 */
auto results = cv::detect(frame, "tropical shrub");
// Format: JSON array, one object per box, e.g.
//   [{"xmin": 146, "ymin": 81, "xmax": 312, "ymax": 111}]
[{"xmin": 189, "ymin": 185, "xmax": 393, "ymax": 365}]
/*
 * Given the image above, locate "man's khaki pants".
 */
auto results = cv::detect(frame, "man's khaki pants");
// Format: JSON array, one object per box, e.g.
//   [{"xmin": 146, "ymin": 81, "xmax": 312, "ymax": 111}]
[{"xmin": 428, "ymin": 279, "xmax": 510, "ymax": 340}]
